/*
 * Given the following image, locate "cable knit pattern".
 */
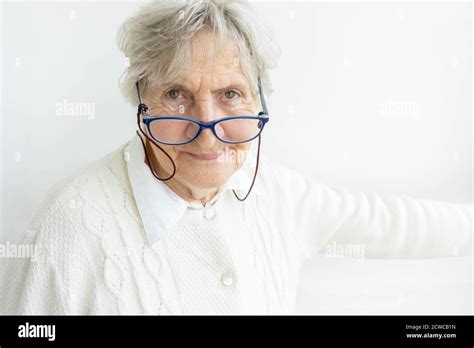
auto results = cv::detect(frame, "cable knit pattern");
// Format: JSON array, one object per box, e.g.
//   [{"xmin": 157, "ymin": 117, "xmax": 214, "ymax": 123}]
[{"xmin": 1, "ymin": 138, "xmax": 472, "ymax": 315}]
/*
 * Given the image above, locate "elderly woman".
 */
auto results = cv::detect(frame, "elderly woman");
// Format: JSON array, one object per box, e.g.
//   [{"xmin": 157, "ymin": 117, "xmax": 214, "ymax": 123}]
[{"xmin": 1, "ymin": 0, "xmax": 471, "ymax": 315}]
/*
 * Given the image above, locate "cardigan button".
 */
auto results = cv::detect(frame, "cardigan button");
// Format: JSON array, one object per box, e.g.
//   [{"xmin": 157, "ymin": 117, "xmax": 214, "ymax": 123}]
[
  {"xmin": 220, "ymin": 271, "xmax": 234, "ymax": 287},
  {"xmin": 203, "ymin": 207, "xmax": 216, "ymax": 220}
]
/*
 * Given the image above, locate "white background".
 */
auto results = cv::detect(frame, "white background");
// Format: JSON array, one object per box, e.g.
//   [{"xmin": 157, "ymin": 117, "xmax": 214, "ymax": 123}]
[{"xmin": 1, "ymin": 1, "xmax": 472, "ymax": 314}]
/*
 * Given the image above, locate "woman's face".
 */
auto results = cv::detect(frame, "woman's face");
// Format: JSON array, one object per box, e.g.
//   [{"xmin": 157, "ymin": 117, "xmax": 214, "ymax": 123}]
[{"xmin": 144, "ymin": 30, "xmax": 258, "ymax": 190}]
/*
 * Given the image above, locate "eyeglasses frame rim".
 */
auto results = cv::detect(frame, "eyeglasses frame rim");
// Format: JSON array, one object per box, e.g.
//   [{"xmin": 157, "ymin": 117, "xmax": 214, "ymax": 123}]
[{"xmin": 142, "ymin": 114, "xmax": 269, "ymax": 145}]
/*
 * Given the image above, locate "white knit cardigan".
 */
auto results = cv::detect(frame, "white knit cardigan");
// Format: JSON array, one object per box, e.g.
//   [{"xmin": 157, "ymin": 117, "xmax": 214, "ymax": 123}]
[{"xmin": 1, "ymin": 139, "xmax": 471, "ymax": 315}]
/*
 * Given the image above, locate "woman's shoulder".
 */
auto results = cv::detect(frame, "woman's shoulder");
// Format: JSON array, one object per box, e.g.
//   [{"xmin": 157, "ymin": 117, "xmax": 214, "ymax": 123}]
[
  {"xmin": 37, "ymin": 142, "xmax": 128, "ymax": 210},
  {"xmin": 256, "ymin": 155, "xmax": 332, "ymax": 207},
  {"xmin": 257, "ymin": 155, "xmax": 309, "ymax": 188},
  {"xmin": 25, "ymin": 140, "xmax": 136, "ymax": 256}
]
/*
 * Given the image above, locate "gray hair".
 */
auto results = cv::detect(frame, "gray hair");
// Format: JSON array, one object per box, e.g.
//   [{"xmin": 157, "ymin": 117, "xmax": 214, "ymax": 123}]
[{"xmin": 117, "ymin": 0, "xmax": 280, "ymax": 107}]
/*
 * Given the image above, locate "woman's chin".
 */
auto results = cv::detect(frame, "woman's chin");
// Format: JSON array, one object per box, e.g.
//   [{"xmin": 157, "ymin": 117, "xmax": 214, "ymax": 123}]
[{"xmin": 178, "ymin": 166, "xmax": 236, "ymax": 189}]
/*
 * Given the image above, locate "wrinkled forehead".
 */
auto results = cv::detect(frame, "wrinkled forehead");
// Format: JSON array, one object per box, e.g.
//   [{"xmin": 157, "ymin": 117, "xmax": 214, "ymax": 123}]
[
  {"xmin": 146, "ymin": 30, "xmax": 254, "ymax": 94},
  {"xmin": 180, "ymin": 33, "xmax": 247, "ymax": 84},
  {"xmin": 189, "ymin": 29, "xmax": 241, "ymax": 63}
]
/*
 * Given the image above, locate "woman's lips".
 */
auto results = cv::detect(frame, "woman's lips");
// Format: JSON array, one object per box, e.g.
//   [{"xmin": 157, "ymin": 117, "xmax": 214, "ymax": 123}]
[{"xmin": 185, "ymin": 151, "xmax": 221, "ymax": 160}]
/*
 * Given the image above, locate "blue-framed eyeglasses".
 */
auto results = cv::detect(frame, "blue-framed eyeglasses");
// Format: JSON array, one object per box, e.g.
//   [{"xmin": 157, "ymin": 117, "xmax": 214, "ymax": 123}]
[{"xmin": 135, "ymin": 77, "xmax": 270, "ymax": 145}]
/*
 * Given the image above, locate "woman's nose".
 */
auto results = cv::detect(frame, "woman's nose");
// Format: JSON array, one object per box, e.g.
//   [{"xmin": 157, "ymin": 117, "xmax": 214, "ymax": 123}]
[
  {"xmin": 193, "ymin": 98, "xmax": 217, "ymax": 123},
  {"xmin": 195, "ymin": 128, "xmax": 218, "ymax": 149},
  {"xmin": 192, "ymin": 99, "xmax": 219, "ymax": 148}
]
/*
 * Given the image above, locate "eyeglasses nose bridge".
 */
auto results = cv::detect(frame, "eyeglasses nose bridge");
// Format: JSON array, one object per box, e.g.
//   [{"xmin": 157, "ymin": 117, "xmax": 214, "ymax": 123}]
[
  {"xmin": 191, "ymin": 121, "xmax": 221, "ymax": 142},
  {"xmin": 199, "ymin": 121, "xmax": 215, "ymax": 129},
  {"xmin": 195, "ymin": 119, "xmax": 220, "ymax": 135}
]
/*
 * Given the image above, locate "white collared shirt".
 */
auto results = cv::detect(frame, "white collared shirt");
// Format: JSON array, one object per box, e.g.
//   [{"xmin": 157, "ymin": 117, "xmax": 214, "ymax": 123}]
[{"xmin": 126, "ymin": 133, "xmax": 262, "ymax": 245}]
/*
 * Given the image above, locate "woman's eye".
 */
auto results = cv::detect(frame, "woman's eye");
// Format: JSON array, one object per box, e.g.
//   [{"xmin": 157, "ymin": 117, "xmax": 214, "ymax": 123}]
[
  {"xmin": 166, "ymin": 89, "xmax": 181, "ymax": 99},
  {"xmin": 224, "ymin": 90, "xmax": 239, "ymax": 99}
]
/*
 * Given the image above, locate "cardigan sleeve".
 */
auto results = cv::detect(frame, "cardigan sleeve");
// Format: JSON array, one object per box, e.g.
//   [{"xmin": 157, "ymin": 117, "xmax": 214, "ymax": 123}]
[{"xmin": 271, "ymin": 162, "xmax": 472, "ymax": 259}]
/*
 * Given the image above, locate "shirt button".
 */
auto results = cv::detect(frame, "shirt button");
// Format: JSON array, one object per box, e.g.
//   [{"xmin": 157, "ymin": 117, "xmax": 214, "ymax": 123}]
[
  {"xmin": 203, "ymin": 207, "xmax": 216, "ymax": 220},
  {"xmin": 220, "ymin": 271, "xmax": 234, "ymax": 287}
]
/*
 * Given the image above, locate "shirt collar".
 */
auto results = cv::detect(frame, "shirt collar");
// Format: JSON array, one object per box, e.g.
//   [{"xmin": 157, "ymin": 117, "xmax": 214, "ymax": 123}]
[{"xmin": 125, "ymin": 133, "xmax": 262, "ymax": 245}]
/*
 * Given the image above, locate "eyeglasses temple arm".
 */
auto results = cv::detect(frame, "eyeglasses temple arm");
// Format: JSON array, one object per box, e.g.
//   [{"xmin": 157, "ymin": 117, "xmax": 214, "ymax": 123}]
[{"xmin": 257, "ymin": 76, "xmax": 269, "ymax": 116}]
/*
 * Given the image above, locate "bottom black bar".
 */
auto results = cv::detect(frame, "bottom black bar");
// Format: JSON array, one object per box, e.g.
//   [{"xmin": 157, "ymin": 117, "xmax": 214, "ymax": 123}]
[{"xmin": 0, "ymin": 315, "xmax": 472, "ymax": 346}]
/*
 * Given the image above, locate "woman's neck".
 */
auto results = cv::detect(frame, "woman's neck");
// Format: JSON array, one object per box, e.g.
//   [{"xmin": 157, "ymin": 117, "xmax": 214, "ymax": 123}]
[{"xmin": 164, "ymin": 179, "xmax": 219, "ymax": 207}]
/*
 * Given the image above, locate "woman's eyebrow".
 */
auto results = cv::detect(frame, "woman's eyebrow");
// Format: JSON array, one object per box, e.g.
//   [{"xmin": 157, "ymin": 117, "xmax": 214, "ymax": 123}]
[
  {"xmin": 212, "ymin": 83, "xmax": 250, "ymax": 93},
  {"xmin": 161, "ymin": 82, "xmax": 191, "ymax": 92},
  {"xmin": 162, "ymin": 81, "xmax": 250, "ymax": 94}
]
